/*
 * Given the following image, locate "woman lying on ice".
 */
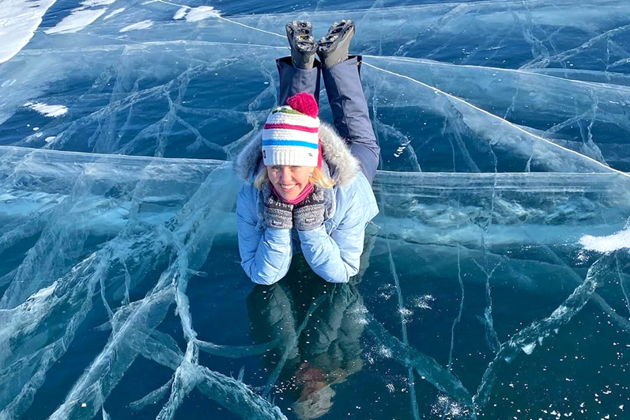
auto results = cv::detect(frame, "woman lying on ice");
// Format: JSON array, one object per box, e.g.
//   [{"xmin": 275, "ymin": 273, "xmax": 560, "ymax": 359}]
[{"xmin": 235, "ymin": 20, "xmax": 380, "ymax": 285}]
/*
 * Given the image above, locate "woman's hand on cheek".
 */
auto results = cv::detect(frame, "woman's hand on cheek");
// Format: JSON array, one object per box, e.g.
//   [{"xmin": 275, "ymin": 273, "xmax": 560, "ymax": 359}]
[
  {"xmin": 262, "ymin": 183, "xmax": 294, "ymax": 229},
  {"xmin": 293, "ymin": 187, "xmax": 325, "ymax": 231}
]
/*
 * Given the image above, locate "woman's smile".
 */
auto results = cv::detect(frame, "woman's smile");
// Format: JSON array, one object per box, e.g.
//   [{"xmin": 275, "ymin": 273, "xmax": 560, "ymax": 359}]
[{"xmin": 267, "ymin": 165, "xmax": 314, "ymax": 200}]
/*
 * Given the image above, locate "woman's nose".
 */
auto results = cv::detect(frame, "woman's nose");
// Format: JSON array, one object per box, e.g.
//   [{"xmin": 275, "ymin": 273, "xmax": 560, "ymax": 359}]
[{"xmin": 279, "ymin": 167, "xmax": 292, "ymax": 182}]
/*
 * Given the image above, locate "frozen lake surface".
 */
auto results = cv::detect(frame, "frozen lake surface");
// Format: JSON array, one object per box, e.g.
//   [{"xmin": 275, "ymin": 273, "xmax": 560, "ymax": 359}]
[{"xmin": 0, "ymin": 0, "xmax": 629, "ymax": 419}]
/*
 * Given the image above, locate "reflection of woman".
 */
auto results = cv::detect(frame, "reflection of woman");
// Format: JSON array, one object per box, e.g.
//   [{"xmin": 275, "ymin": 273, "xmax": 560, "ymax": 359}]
[
  {"xmin": 247, "ymin": 257, "xmax": 366, "ymax": 419},
  {"xmin": 235, "ymin": 20, "xmax": 379, "ymax": 285}
]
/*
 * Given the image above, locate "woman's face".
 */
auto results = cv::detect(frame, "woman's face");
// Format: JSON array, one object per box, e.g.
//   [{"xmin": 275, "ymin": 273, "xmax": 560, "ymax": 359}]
[{"xmin": 267, "ymin": 165, "xmax": 314, "ymax": 201}]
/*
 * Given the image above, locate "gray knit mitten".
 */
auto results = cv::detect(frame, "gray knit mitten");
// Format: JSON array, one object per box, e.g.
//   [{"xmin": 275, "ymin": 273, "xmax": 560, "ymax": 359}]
[
  {"xmin": 293, "ymin": 187, "xmax": 326, "ymax": 231},
  {"xmin": 262, "ymin": 183, "xmax": 293, "ymax": 229}
]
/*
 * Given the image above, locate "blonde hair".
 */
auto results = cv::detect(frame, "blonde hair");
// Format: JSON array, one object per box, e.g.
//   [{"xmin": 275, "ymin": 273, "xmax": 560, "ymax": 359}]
[{"xmin": 254, "ymin": 166, "xmax": 335, "ymax": 190}]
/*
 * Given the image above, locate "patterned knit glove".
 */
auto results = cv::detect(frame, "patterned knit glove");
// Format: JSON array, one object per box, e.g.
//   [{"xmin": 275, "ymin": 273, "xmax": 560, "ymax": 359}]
[
  {"xmin": 262, "ymin": 183, "xmax": 293, "ymax": 229},
  {"xmin": 293, "ymin": 186, "xmax": 326, "ymax": 231}
]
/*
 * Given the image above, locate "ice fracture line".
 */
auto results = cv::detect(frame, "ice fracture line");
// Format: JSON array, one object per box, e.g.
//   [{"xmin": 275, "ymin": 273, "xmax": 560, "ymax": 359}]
[
  {"xmin": 133, "ymin": 0, "xmax": 629, "ymax": 180},
  {"xmin": 362, "ymin": 62, "xmax": 630, "ymax": 179},
  {"xmin": 150, "ymin": 0, "xmax": 285, "ymax": 38},
  {"xmin": 386, "ymin": 237, "xmax": 421, "ymax": 420}
]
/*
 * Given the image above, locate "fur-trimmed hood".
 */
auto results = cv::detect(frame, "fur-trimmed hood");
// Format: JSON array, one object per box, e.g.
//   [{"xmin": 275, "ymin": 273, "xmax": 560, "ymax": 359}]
[{"xmin": 234, "ymin": 122, "xmax": 360, "ymax": 186}]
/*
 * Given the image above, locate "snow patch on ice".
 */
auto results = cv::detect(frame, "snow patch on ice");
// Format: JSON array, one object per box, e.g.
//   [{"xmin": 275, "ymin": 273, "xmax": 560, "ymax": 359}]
[
  {"xmin": 521, "ymin": 342, "xmax": 536, "ymax": 355},
  {"xmin": 173, "ymin": 6, "xmax": 190, "ymax": 20},
  {"xmin": 185, "ymin": 6, "xmax": 221, "ymax": 22},
  {"xmin": 431, "ymin": 395, "xmax": 468, "ymax": 418},
  {"xmin": 399, "ymin": 307, "xmax": 413, "ymax": 317},
  {"xmin": 81, "ymin": 0, "xmax": 115, "ymax": 5},
  {"xmin": 378, "ymin": 346, "xmax": 392, "ymax": 358},
  {"xmin": 45, "ymin": 7, "xmax": 107, "ymax": 34},
  {"xmin": 25, "ymin": 102, "xmax": 69, "ymax": 117},
  {"xmin": 0, "ymin": 0, "xmax": 58, "ymax": 63},
  {"xmin": 378, "ymin": 284, "xmax": 396, "ymax": 300},
  {"xmin": 580, "ymin": 227, "xmax": 630, "ymax": 253},
  {"xmin": 411, "ymin": 294, "xmax": 435, "ymax": 309},
  {"xmin": 550, "ymin": 305, "xmax": 568, "ymax": 318},
  {"xmin": 104, "ymin": 7, "xmax": 125, "ymax": 20},
  {"xmin": 120, "ymin": 20, "xmax": 154, "ymax": 32},
  {"xmin": 31, "ymin": 282, "xmax": 57, "ymax": 300}
]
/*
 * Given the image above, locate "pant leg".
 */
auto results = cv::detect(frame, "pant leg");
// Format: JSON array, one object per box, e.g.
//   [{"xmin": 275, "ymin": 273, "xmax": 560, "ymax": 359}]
[
  {"xmin": 247, "ymin": 283, "xmax": 299, "ymax": 361},
  {"xmin": 276, "ymin": 57, "xmax": 321, "ymax": 105},
  {"xmin": 322, "ymin": 56, "xmax": 380, "ymax": 184}
]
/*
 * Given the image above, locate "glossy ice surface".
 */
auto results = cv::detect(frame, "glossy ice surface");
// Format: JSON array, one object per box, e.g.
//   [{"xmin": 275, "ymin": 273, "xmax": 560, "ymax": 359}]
[{"xmin": 0, "ymin": 1, "xmax": 629, "ymax": 419}]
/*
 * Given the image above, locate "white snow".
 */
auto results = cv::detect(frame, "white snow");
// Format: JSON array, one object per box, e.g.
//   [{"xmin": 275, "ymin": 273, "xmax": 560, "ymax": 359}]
[
  {"xmin": 173, "ymin": 6, "xmax": 190, "ymax": 20},
  {"xmin": 30, "ymin": 282, "xmax": 57, "ymax": 300},
  {"xmin": 412, "ymin": 294, "xmax": 435, "ymax": 309},
  {"xmin": 521, "ymin": 342, "xmax": 536, "ymax": 355},
  {"xmin": 185, "ymin": 6, "xmax": 221, "ymax": 22},
  {"xmin": 104, "ymin": 7, "xmax": 125, "ymax": 20},
  {"xmin": 45, "ymin": 8, "xmax": 107, "ymax": 34},
  {"xmin": 170, "ymin": 6, "xmax": 221, "ymax": 22},
  {"xmin": 580, "ymin": 227, "xmax": 630, "ymax": 253},
  {"xmin": 120, "ymin": 20, "xmax": 154, "ymax": 33},
  {"xmin": 81, "ymin": 0, "xmax": 116, "ymax": 6},
  {"xmin": 0, "ymin": 0, "xmax": 58, "ymax": 63},
  {"xmin": 550, "ymin": 305, "xmax": 569, "ymax": 318},
  {"xmin": 25, "ymin": 102, "xmax": 69, "ymax": 117},
  {"xmin": 398, "ymin": 307, "xmax": 413, "ymax": 317},
  {"xmin": 378, "ymin": 346, "xmax": 392, "ymax": 358}
]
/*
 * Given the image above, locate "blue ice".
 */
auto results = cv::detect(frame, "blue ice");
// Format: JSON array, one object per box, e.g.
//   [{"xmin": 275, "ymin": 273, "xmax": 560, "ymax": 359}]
[{"xmin": 1, "ymin": 0, "xmax": 629, "ymax": 418}]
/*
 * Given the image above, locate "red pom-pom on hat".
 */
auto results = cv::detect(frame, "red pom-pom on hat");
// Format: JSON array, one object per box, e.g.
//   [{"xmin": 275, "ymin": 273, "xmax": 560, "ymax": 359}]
[{"xmin": 286, "ymin": 92, "xmax": 319, "ymax": 118}]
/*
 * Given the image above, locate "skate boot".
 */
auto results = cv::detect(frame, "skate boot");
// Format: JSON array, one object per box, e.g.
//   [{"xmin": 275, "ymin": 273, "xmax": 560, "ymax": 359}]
[
  {"xmin": 317, "ymin": 20, "xmax": 355, "ymax": 68},
  {"xmin": 286, "ymin": 20, "xmax": 318, "ymax": 70}
]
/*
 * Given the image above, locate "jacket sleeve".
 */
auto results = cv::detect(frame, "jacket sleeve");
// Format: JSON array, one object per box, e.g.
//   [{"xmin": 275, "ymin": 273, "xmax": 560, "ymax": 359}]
[
  {"xmin": 297, "ymin": 185, "xmax": 370, "ymax": 283},
  {"xmin": 236, "ymin": 184, "xmax": 293, "ymax": 285}
]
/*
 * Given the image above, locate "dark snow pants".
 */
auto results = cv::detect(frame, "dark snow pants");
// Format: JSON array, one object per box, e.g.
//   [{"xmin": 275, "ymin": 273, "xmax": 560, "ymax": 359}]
[{"xmin": 276, "ymin": 56, "xmax": 380, "ymax": 184}]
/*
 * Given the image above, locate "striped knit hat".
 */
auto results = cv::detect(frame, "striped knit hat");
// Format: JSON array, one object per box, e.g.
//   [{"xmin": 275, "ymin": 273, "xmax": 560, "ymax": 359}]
[{"xmin": 262, "ymin": 92, "xmax": 321, "ymax": 167}]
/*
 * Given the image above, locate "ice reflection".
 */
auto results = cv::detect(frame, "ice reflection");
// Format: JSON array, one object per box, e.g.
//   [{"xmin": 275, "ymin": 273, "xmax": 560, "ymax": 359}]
[{"xmin": 248, "ymin": 259, "xmax": 366, "ymax": 419}]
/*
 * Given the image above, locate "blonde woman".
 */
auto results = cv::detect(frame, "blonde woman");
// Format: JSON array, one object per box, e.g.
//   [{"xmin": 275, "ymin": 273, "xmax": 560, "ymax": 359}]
[{"xmin": 235, "ymin": 20, "xmax": 379, "ymax": 284}]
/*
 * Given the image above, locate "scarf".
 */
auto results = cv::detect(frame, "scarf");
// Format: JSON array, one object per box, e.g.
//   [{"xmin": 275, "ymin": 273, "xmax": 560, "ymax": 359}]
[{"xmin": 271, "ymin": 183, "xmax": 314, "ymax": 205}]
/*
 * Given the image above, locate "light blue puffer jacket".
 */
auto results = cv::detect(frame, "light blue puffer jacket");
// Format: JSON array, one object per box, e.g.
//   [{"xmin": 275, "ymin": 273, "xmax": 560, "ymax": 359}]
[{"xmin": 234, "ymin": 122, "xmax": 379, "ymax": 285}]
